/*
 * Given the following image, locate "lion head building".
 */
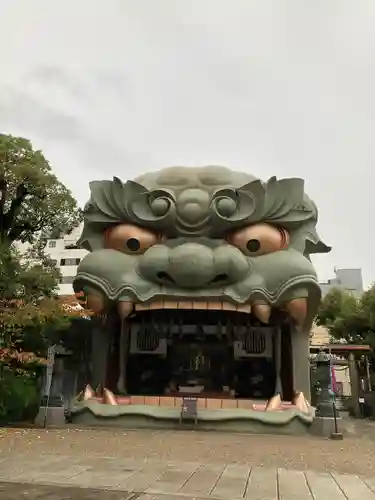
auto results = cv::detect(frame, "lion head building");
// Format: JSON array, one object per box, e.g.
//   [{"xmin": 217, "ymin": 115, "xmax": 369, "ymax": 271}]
[{"xmin": 70, "ymin": 165, "xmax": 331, "ymax": 433}]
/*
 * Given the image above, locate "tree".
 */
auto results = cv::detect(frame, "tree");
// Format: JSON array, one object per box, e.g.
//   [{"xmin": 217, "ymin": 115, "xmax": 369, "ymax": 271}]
[
  {"xmin": 0, "ymin": 134, "xmax": 88, "ymax": 420},
  {"xmin": 0, "ymin": 133, "xmax": 85, "ymax": 365},
  {"xmin": 0, "ymin": 244, "xmax": 60, "ymax": 420},
  {"xmin": 0, "ymin": 243, "xmax": 92, "ymax": 420},
  {"xmin": 316, "ymin": 286, "xmax": 375, "ymax": 348},
  {"xmin": 0, "ymin": 134, "xmax": 82, "ymax": 246},
  {"xmin": 357, "ymin": 285, "xmax": 375, "ymax": 351},
  {"xmin": 1, "ymin": 244, "xmax": 61, "ymax": 364},
  {"xmin": 0, "ymin": 243, "xmax": 91, "ymax": 362},
  {"xmin": 316, "ymin": 288, "xmax": 362, "ymax": 343}
]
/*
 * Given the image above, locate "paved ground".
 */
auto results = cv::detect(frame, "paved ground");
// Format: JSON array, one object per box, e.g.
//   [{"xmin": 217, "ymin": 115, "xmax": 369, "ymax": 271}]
[
  {"xmin": 0, "ymin": 482, "xmax": 136, "ymax": 499},
  {"xmin": 1, "ymin": 423, "xmax": 375, "ymax": 499},
  {"xmin": 0, "ymin": 454, "xmax": 375, "ymax": 499}
]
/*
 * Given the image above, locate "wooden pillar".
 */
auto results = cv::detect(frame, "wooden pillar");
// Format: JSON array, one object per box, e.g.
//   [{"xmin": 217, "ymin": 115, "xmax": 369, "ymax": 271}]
[
  {"xmin": 365, "ymin": 355, "xmax": 372, "ymax": 392},
  {"xmin": 348, "ymin": 352, "xmax": 361, "ymax": 417}
]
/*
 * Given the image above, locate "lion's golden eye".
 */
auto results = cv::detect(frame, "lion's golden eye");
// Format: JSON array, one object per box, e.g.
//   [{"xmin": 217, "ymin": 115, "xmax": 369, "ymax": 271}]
[
  {"xmin": 227, "ymin": 223, "xmax": 289, "ymax": 256},
  {"xmin": 104, "ymin": 224, "xmax": 160, "ymax": 255}
]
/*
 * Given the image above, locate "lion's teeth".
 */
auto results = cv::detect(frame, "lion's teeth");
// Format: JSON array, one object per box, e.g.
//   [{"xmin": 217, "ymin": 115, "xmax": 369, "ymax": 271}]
[
  {"xmin": 118, "ymin": 301, "xmax": 133, "ymax": 319},
  {"xmin": 133, "ymin": 300, "xmax": 254, "ymax": 313},
  {"xmin": 252, "ymin": 303, "xmax": 271, "ymax": 323},
  {"xmin": 285, "ymin": 298, "xmax": 308, "ymax": 326}
]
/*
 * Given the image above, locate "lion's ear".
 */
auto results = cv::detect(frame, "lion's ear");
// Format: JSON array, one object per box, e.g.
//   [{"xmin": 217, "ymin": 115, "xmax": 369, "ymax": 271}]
[{"xmin": 305, "ymin": 229, "xmax": 331, "ymax": 254}]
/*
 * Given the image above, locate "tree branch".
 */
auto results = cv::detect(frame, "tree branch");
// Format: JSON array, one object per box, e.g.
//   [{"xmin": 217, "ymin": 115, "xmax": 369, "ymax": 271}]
[
  {"xmin": 7, "ymin": 222, "xmax": 33, "ymax": 243},
  {"xmin": 0, "ymin": 177, "xmax": 6, "ymax": 215},
  {"xmin": 3, "ymin": 183, "xmax": 29, "ymax": 229}
]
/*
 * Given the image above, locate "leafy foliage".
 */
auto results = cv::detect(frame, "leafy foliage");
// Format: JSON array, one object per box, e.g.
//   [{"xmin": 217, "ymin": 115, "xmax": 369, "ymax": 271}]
[
  {"xmin": 0, "ymin": 366, "xmax": 40, "ymax": 421},
  {"xmin": 0, "ymin": 135, "xmax": 89, "ymax": 420},
  {"xmin": 0, "ymin": 133, "xmax": 82, "ymax": 245},
  {"xmin": 0, "ymin": 133, "xmax": 86, "ymax": 365},
  {"xmin": 1, "ymin": 248, "xmax": 91, "ymax": 359},
  {"xmin": 1, "ymin": 244, "xmax": 60, "ymax": 364},
  {"xmin": 0, "ymin": 245, "xmax": 92, "ymax": 420},
  {"xmin": 316, "ymin": 286, "xmax": 375, "ymax": 349}
]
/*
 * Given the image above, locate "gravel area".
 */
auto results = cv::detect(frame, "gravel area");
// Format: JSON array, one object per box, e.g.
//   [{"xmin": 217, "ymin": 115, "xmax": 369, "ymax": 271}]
[{"xmin": 1, "ymin": 424, "xmax": 375, "ymax": 475}]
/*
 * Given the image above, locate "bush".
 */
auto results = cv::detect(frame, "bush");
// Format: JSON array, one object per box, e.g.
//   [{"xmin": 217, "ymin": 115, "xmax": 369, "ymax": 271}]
[{"xmin": 0, "ymin": 366, "xmax": 41, "ymax": 423}]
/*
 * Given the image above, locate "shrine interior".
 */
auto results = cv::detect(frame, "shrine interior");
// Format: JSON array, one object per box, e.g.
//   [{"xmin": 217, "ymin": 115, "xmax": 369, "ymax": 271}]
[{"xmin": 105, "ymin": 308, "xmax": 295, "ymax": 401}]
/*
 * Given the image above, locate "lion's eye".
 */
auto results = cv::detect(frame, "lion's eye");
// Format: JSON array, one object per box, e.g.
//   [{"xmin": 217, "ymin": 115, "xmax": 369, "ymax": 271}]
[
  {"xmin": 227, "ymin": 223, "xmax": 289, "ymax": 256},
  {"xmin": 104, "ymin": 224, "xmax": 160, "ymax": 255}
]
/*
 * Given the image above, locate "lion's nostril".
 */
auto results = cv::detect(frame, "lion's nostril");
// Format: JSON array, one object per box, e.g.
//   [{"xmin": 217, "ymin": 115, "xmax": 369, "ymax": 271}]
[
  {"xmin": 210, "ymin": 274, "xmax": 229, "ymax": 284},
  {"xmin": 157, "ymin": 272, "xmax": 176, "ymax": 284}
]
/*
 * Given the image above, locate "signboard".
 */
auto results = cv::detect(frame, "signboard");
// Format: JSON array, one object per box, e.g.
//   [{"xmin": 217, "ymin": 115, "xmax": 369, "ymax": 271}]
[
  {"xmin": 42, "ymin": 345, "xmax": 56, "ymax": 428},
  {"xmin": 44, "ymin": 346, "xmax": 56, "ymax": 397}
]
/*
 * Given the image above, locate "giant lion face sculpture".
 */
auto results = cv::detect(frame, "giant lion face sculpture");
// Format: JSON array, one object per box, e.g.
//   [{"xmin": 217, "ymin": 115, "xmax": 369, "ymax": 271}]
[{"xmin": 74, "ymin": 166, "xmax": 329, "ymax": 332}]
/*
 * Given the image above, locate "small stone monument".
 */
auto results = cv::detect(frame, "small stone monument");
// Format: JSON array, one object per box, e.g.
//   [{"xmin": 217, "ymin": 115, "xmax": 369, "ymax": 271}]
[{"xmin": 35, "ymin": 347, "xmax": 66, "ymax": 427}]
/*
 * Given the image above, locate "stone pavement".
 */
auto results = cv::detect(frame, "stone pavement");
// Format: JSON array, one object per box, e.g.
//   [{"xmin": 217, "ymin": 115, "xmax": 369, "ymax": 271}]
[{"xmin": 0, "ymin": 454, "xmax": 375, "ymax": 499}]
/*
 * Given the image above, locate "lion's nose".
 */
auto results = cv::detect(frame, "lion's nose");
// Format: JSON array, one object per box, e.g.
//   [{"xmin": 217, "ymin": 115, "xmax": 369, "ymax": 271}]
[{"xmin": 162, "ymin": 243, "xmax": 216, "ymax": 288}]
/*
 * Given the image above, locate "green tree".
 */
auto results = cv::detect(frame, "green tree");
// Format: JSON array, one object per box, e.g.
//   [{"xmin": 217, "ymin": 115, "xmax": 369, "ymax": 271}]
[
  {"xmin": 316, "ymin": 286, "xmax": 375, "ymax": 348},
  {"xmin": 357, "ymin": 285, "xmax": 375, "ymax": 351},
  {"xmin": 0, "ymin": 244, "xmax": 63, "ymax": 363},
  {"xmin": 0, "ymin": 243, "xmax": 91, "ymax": 363},
  {"xmin": 0, "ymin": 133, "xmax": 86, "ymax": 420},
  {"xmin": 0, "ymin": 133, "xmax": 81, "ymax": 246},
  {"xmin": 0, "ymin": 240, "xmax": 90, "ymax": 421},
  {"xmin": 0, "ymin": 244, "xmax": 61, "ymax": 421}
]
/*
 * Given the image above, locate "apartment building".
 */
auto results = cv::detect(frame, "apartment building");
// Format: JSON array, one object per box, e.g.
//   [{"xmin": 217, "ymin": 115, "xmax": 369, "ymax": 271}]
[{"xmin": 44, "ymin": 223, "xmax": 88, "ymax": 295}]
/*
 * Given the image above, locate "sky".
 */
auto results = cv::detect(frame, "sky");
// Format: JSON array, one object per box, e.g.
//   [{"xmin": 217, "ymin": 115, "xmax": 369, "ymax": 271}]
[{"xmin": 1, "ymin": 0, "xmax": 375, "ymax": 286}]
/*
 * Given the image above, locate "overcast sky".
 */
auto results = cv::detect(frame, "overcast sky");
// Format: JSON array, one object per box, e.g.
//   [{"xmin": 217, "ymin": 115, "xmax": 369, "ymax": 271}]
[{"xmin": 1, "ymin": 0, "xmax": 375, "ymax": 286}]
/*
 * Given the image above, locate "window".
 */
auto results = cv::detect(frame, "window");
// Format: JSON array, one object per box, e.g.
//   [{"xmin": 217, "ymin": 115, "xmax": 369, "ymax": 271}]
[
  {"xmin": 60, "ymin": 276, "xmax": 74, "ymax": 284},
  {"xmin": 48, "ymin": 241, "xmax": 56, "ymax": 248},
  {"xmin": 60, "ymin": 258, "xmax": 81, "ymax": 266}
]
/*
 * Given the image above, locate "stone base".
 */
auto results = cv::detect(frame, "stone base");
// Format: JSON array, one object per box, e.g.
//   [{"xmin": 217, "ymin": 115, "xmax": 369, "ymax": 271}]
[
  {"xmin": 34, "ymin": 406, "xmax": 66, "ymax": 427},
  {"xmin": 309, "ymin": 416, "xmax": 342, "ymax": 437},
  {"xmin": 72, "ymin": 411, "xmax": 313, "ymax": 435},
  {"xmin": 70, "ymin": 400, "xmax": 314, "ymax": 436}
]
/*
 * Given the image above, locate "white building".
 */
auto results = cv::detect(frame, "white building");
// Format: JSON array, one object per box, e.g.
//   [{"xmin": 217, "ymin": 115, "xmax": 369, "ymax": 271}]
[
  {"xmin": 44, "ymin": 223, "xmax": 88, "ymax": 295},
  {"xmin": 319, "ymin": 267, "xmax": 364, "ymax": 299}
]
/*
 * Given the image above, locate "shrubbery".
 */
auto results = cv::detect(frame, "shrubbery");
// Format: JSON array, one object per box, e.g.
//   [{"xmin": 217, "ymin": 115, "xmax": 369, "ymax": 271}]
[{"xmin": 0, "ymin": 366, "xmax": 41, "ymax": 423}]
